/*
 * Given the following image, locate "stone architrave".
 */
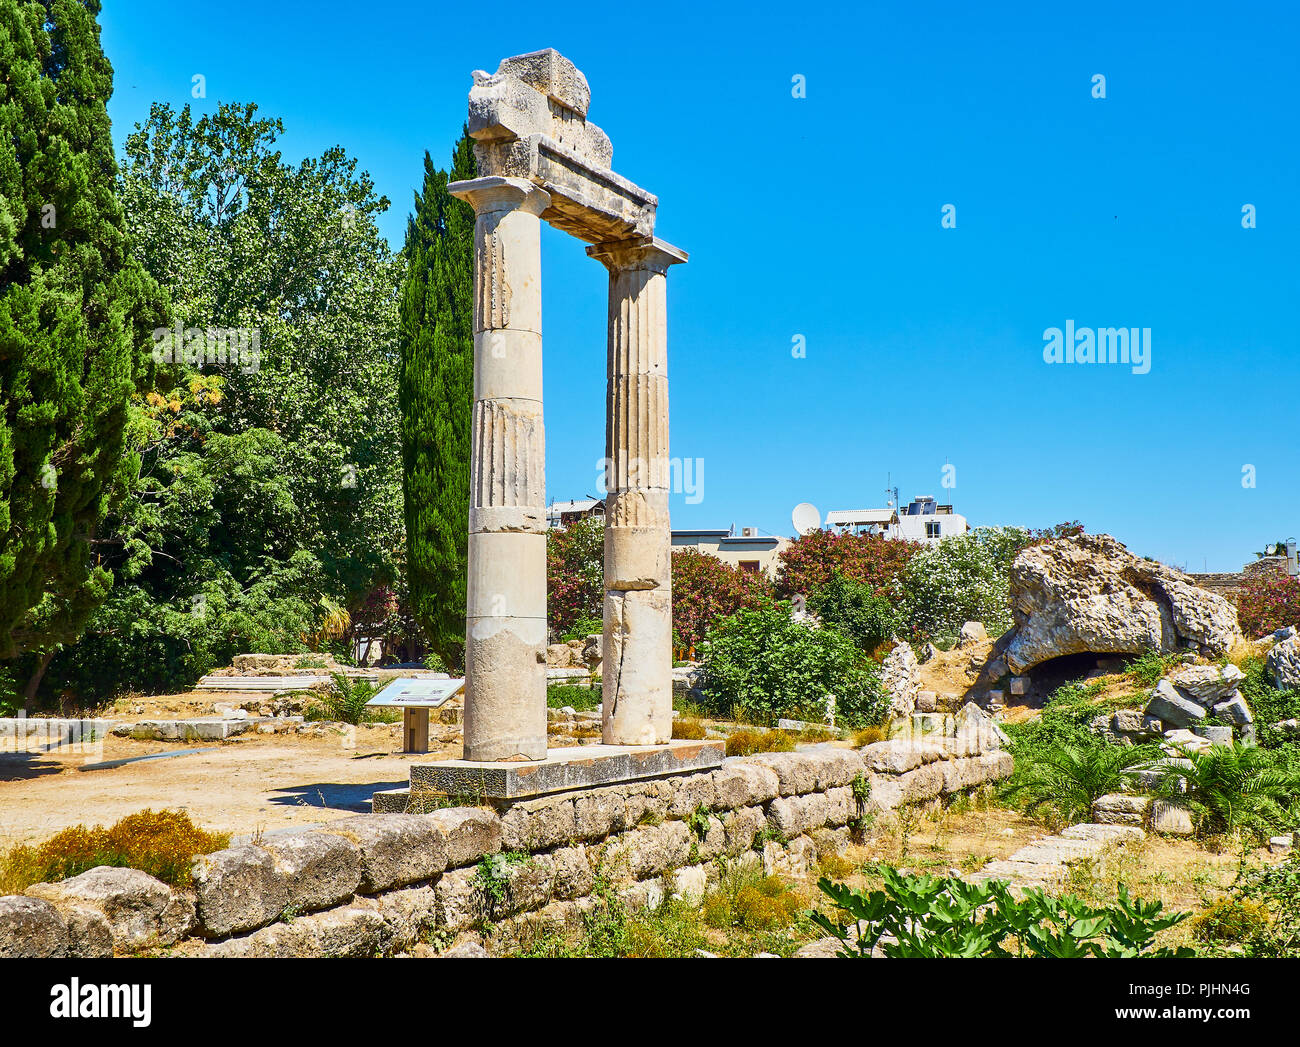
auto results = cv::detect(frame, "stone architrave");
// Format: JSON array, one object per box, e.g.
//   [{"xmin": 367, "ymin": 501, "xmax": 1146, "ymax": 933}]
[
  {"xmin": 588, "ymin": 238, "xmax": 687, "ymax": 745},
  {"xmin": 450, "ymin": 50, "xmax": 687, "ymax": 762},
  {"xmin": 448, "ymin": 175, "xmax": 551, "ymax": 762}
]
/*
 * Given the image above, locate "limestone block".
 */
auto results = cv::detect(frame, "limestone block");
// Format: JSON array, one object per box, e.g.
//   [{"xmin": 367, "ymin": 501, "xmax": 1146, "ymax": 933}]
[
  {"xmin": 574, "ymin": 786, "xmax": 631, "ymax": 840},
  {"xmin": 802, "ymin": 747, "xmax": 867, "ymax": 791},
  {"xmin": 500, "ymin": 795, "xmax": 577, "ymax": 851},
  {"xmin": 722, "ymin": 806, "xmax": 767, "ymax": 856},
  {"xmin": 1199, "ymin": 725, "xmax": 1234, "ymax": 746},
  {"xmin": 1092, "ymin": 793, "xmax": 1151, "ymax": 826},
  {"xmin": 622, "ymin": 782, "xmax": 672, "ymax": 828},
  {"xmin": 607, "ymin": 821, "xmax": 692, "ymax": 880},
  {"xmin": 500, "ymin": 854, "xmax": 554, "ymax": 915},
  {"xmin": 1150, "ymin": 801, "xmax": 1195, "ymax": 836},
  {"xmin": 190, "ymin": 846, "xmax": 289, "ymax": 938},
  {"xmin": 549, "ymin": 845, "xmax": 594, "ymax": 900},
  {"xmin": 201, "ymin": 906, "xmax": 385, "ymax": 958},
  {"xmin": 1212, "ymin": 694, "xmax": 1253, "ymax": 726},
  {"xmin": 666, "ymin": 772, "xmax": 717, "ymax": 817},
  {"xmin": 1009, "ymin": 676, "xmax": 1030, "ymax": 696},
  {"xmin": 262, "ymin": 832, "xmax": 362, "ymax": 914},
  {"xmin": 376, "ymin": 886, "xmax": 439, "ymax": 954},
  {"xmin": 1146, "ymin": 680, "xmax": 1205, "ymax": 728},
  {"xmin": 959, "ymin": 621, "xmax": 988, "ymax": 645},
  {"xmin": 1167, "ymin": 663, "xmax": 1245, "ymax": 706},
  {"xmin": 435, "ymin": 867, "xmax": 482, "ymax": 932},
  {"xmin": 1060, "ymin": 823, "xmax": 1146, "ymax": 844},
  {"xmin": 1267, "ymin": 635, "xmax": 1300, "ymax": 690},
  {"xmin": 713, "ymin": 761, "xmax": 781, "ymax": 809},
  {"xmin": 895, "ymin": 764, "xmax": 947, "ymax": 805},
  {"xmin": 494, "ymin": 49, "xmax": 591, "ymax": 117},
  {"xmin": 695, "ymin": 816, "xmax": 727, "ymax": 862},
  {"xmin": 29, "ymin": 866, "xmax": 195, "ymax": 949},
  {"xmin": 319, "ymin": 814, "xmax": 448, "ymax": 892},
  {"xmin": 743, "ymin": 751, "xmax": 816, "ymax": 796},
  {"xmin": 861, "ymin": 740, "xmax": 927, "ymax": 775},
  {"xmin": 0, "ymin": 896, "xmax": 67, "ymax": 957},
  {"xmin": 424, "ymin": 808, "xmax": 503, "ymax": 868},
  {"xmin": 823, "ymin": 786, "xmax": 856, "ymax": 828}
]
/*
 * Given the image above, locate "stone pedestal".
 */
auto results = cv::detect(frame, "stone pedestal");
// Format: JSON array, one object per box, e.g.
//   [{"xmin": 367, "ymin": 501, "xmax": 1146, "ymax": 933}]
[
  {"xmin": 449, "ymin": 176, "xmax": 551, "ymax": 762},
  {"xmin": 588, "ymin": 238, "xmax": 688, "ymax": 746}
]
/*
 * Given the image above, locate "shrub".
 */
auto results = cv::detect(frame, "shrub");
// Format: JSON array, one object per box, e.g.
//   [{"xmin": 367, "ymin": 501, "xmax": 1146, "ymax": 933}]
[
  {"xmin": 558, "ymin": 615, "xmax": 602, "ymax": 644},
  {"xmin": 898, "ymin": 527, "xmax": 1033, "ymax": 644},
  {"xmin": 1154, "ymin": 743, "xmax": 1300, "ymax": 840},
  {"xmin": 724, "ymin": 728, "xmax": 794, "ymax": 757},
  {"xmin": 671, "ymin": 549, "xmax": 774, "ymax": 651},
  {"xmin": 303, "ymin": 672, "xmax": 381, "ymax": 724},
  {"xmin": 775, "ymin": 530, "xmax": 921, "ymax": 603},
  {"xmin": 700, "ymin": 603, "xmax": 887, "ymax": 729},
  {"xmin": 0, "ymin": 810, "xmax": 230, "ymax": 893},
  {"xmin": 808, "ymin": 571, "xmax": 898, "ymax": 654},
  {"xmin": 813, "ymin": 866, "xmax": 1192, "ymax": 957},
  {"xmin": 1232, "ymin": 854, "xmax": 1300, "ymax": 957},
  {"xmin": 547, "ymin": 519, "xmax": 604, "ymax": 637},
  {"xmin": 1191, "ymin": 898, "xmax": 1271, "ymax": 945},
  {"xmin": 547, "ymin": 684, "xmax": 600, "ymax": 711},
  {"xmin": 1238, "ymin": 655, "xmax": 1300, "ymax": 748},
  {"xmin": 1236, "ymin": 570, "xmax": 1300, "ymax": 638},
  {"xmin": 671, "ymin": 718, "xmax": 707, "ymax": 740},
  {"xmin": 1002, "ymin": 741, "xmax": 1160, "ymax": 825}
]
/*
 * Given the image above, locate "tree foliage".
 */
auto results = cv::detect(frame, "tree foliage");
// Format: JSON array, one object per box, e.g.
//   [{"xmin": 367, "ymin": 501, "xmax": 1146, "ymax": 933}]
[
  {"xmin": 399, "ymin": 133, "xmax": 476, "ymax": 669},
  {"xmin": 775, "ymin": 529, "xmax": 920, "ymax": 602},
  {"xmin": 547, "ymin": 518, "xmax": 604, "ymax": 638},
  {"xmin": 670, "ymin": 549, "xmax": 773, "ymax": 650},
  {"xmin": 0, "ymin": 0, "xmax": 166, "ymax": 679}
]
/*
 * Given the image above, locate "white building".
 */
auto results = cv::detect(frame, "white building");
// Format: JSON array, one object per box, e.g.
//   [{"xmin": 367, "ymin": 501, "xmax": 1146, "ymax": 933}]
[
  {"xmin": 546, "ymin": 498, "xmax": 605, "ymax": 529},
  {"xmin": 671, "ymin": 527, "xmax": 791, "ymax": 579},
  {"xmin": 826, "ymin": 495, "xmax": 967, "ymax": 544}
]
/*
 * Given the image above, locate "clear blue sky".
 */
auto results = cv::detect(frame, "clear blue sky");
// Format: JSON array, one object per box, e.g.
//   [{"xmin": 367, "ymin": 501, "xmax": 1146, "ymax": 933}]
[{"xmin": 100, "ymin": 0, "xmax": 1298, "ymax": 572}]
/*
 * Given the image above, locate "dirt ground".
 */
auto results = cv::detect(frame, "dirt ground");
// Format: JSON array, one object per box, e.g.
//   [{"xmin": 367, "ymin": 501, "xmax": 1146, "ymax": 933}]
[{"xmin": 0, "ymin": 723, "xmax": 462, "ymax": 847}]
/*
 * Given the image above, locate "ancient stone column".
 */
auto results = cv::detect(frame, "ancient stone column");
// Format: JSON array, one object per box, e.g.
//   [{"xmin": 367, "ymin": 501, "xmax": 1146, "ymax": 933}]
[
  {"xmin": 449, "ymin": 176, "xmax": 551, "ymax": 762},
  {"xmin": 587, "ymin": 237, "xmax": 688, "ymax": 746}
]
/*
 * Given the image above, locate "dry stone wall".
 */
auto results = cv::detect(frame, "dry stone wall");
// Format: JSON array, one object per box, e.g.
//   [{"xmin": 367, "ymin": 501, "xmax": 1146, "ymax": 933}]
[{"xmin": 0, "ymin": 741, "xmax": 1010, "ymax": 958}]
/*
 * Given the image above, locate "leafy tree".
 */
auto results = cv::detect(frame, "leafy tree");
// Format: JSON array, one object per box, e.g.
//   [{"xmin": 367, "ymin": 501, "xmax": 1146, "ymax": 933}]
[
  {"xmin": 0, "ymin": 0, "xmax": 166, "ymax": 699},
  {"xmin": 670, "ymin": 548, "xmax": 773, "ymax": 651},
  {"xmin": 40, "ymin": 101, "xmax": 402, "ymax": 703},
  {"xmin": 700, "ymin": 602, "xmax": 885, "ymax": 728},
  {"xmin": 547, "ymin": 518, "xmax": 604, "ymax": 638},
  {"xmin": 399, "ymin": 134, "xmax": 476, "ymax": 669}
]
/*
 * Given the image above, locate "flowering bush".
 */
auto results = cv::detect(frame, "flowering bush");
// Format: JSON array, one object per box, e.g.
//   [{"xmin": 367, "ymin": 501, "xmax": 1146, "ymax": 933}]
[
  {"xmin": 775, "ymin": 530, "xmax": 921, "ymax": 601},
  {"xmin": 699, "ymin": 602, "xmax": 886, "ymax": 728},
  {"xmin": 1236, "ymin": 569, "xmax": 1300, "ymax": 638},
  {"xmin": 671, "ymin": 549, "xmax": 774, "ymax": 650},
  {"xmin": 899, "ymin": 527, "xmax": 1034, "ymax": 644},
  {"xmin": 547, "ymin": 519, "xmax": 605, "ymax": 636}
]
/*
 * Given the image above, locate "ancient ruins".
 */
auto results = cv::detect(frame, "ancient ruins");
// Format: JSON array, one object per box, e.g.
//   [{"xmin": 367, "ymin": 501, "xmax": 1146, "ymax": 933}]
[{"xmin": 448, "ymin": 50, "xmax": 689, "ymax": 766}]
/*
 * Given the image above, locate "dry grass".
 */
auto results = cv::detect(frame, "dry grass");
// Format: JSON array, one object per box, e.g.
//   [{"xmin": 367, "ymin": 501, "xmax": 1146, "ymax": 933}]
[{"xmin": 724, "ymin": 728, "xmax": 794, "ymax": 757}]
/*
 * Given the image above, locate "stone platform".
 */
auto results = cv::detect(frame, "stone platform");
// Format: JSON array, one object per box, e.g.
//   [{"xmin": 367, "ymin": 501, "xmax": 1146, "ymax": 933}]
[{"xmin": 387, "ymin": 740, "xmax": 725, "ymax": 805}]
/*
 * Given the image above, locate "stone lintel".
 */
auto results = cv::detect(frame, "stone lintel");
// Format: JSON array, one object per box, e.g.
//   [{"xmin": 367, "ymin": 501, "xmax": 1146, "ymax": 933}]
[
  {"xmin": 587, "ymin": 235, "xmax": 689, "ymax": 272},
  {"xmin": 525, "ymin": 135, "xmax": 657, "ymax": 243},
  {"xmin": 409, "ymin": 741, "xmax": 724, "ymax": 800}
]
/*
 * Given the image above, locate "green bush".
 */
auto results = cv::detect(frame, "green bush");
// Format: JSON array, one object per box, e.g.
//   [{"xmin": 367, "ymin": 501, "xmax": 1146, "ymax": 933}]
[
  {"xmin": 1239, "ymin": 655, "xmax": 1300, "ymax": 748},
  {"xmin": 808, "ymin": 571, "xmax": 898, "ymax": 654},
  {"xmin": 1002, "ymin": 741, "xmax": 1161, "ymax": 825},
  {"xmin": 1231, "ymin": 854, "xmax": 1300, "ymax": 956},
  {"xmin": 546, "ymin": 684, "xmax": 600, "ymax": 711},
  {"xmin": 813, "ymin": 866, "xmax": 1192, "ymax": 957},
  {"xmin": 1154, "ymin": 742, "xmax": 1300, "ymax": 840},
  {"xmin": 303, "ymin": 672, "xmax": 381, "ymax": 725},
  {"xmin": 898, "ymin": 527, "xmax": 1032, "ymax": 644},
  {"xmin": 700, "ymin": 603, "xmax": 886, "ymax": 729}
]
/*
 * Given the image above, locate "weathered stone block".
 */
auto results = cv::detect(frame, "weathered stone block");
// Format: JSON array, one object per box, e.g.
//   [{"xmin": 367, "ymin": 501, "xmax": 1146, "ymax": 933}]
[
  {"xmin": 262, "ymin": 832, "xmax": 361, "ymax": 914},
  {"xmin": 665, "ymin": 772, "xmax": 716, "ymax": 817},
  {"xmin": 573, "ymin": 785, "xmax": 630, "ymax": 840},
  {"xmin": 722, "ymin": 805, "xmax": 766, "ymax": 855},
  {"xmin": 376, "ymin": 886, "xmax": 439, "ymax": 953},
  {"xmin": 606, "ymin": 821, "xmax": 692, "ymax": 880},
  {"xmin": 1151, "ymin": 800, "xmax": 1195, "ymax": 836},
  {"xmin": 320, "ymin": 814, "xmax": 448, "ymax": 892},
  {"xmin": 802, "ymin": 747, "xmax": 866, "ymax": 791},
  {"xmin": 1146, "ymin": 680, "xmax": 1206, "ymax": 728},
  {"xmin": 29, "ymin": 865, "xmax": 195, "ymax": 949},
  {"xmin": 423, "ymin": 808, "xmax": 502, "ymax": 868},
  {"xmin": 434, "ymin": 867, "xmax": 482, "ymax": 932},
  {"xmin": 549, "ymin": 845, "xmax": 594, "ymax": 900},
  {"xmin": 1092, "ymin": 793, "xmax": 1151, "ymax": 826},
  {"xmin": 0, "ymin": 896, "xmax": 66, "ymax": 957},
  {"xmin": 500, "ymin": 795, "xmax": 577, "ymax": 851},
  {"xmin": 191, "ymin": 845, "xmax": 289, "ymax": 938},
  {"xmin": 1212, "ymin": 695, "xmax": 1253, "ymax": 726},
  {"xmin": 743, "ymin": 751, "xmax": 815, "ymax": 795},
  {"xmin": 712, "ymin": 761, "xmax": 780, "ymax": 808},
  {"xmin": 202, "ymin": 906, "xmax": 385, "ymax": 958}
]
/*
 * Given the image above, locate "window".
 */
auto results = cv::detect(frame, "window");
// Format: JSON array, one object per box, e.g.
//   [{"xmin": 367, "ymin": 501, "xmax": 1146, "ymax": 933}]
[
  {"xmin": 738, "ymin": 560, "xmax": 760, "ymax": 574},
  {"xmin": 925, "ymin": 521, "xmax": 941, "ymax": 538}
]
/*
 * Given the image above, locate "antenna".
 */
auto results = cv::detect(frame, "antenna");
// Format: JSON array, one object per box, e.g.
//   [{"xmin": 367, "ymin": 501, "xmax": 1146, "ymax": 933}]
[{"xmin": 791, "ymin": 503, "xmax": 821, "ymax": 536}]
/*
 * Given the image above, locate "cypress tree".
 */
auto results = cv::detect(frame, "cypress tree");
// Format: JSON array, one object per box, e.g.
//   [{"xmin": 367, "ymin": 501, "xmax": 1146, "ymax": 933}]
[
  {"xmin": 399, "ymin": 131, "xmax": 476, "ymax": 669},
  {"xmin": 0, "ymin": 0, "xmax": 165, "ymax": 691}
]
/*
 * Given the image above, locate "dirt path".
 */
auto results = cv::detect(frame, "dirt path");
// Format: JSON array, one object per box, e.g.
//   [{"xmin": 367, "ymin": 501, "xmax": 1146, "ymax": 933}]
[{"xmin": 0, "ymin": 729, "xmax": 460, "ymax": 846}]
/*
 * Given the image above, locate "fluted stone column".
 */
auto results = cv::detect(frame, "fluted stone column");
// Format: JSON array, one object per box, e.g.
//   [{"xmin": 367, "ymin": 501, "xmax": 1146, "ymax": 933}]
[
  {"xmin": 587, "ymin": 237, "xmax": 688, "ymax": 746},
  {"xmin": 450, "ymin": 176, "xmax": 551, "ymax": 762}
]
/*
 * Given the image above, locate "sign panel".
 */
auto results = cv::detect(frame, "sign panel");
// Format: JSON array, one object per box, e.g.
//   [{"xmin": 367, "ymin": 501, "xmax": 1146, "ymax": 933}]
[{"xmin": 366, "ymin": 677, "xmax": 465, "ymax": 709}]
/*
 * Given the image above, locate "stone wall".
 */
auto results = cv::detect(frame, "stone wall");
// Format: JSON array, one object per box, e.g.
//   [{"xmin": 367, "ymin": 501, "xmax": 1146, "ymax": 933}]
[{"xmin": 0, "ymin": 740, "xmax": 1011, "ymax": 958}]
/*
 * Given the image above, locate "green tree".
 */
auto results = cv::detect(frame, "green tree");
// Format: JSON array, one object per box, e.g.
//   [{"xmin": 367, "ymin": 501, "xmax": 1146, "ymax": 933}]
[
  {"xmin": 399, "ymin": 133, "xmax": 476, "ymax": 669},
  {"xmin": 0, "ymin": 0, "xmax": 166, "ymax": 700}
]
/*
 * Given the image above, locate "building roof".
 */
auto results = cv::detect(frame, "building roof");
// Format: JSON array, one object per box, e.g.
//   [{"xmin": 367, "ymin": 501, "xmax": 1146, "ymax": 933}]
[
  {"xmin": 549, "ymin": 498, "xmax": 603, "ymax": 514},
  {"xmin": 825, "ymin": 509, "xmax": 896, "ymax": 525}
]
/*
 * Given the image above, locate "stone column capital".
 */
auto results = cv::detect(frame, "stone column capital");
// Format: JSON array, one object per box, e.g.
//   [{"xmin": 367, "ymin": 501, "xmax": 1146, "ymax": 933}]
[
  {"xmin": 449, "ymin": 175, "xmax": 551, "ymax": 218},
  {"xmin": 587, "ymin": 236, "xmax": 688, "ymax": 274}
]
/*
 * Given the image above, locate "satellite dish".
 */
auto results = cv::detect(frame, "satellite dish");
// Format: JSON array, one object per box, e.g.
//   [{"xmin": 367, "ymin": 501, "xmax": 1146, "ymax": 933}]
[{"xmin": 791, "ymin": 502, "xmax": 821, "ymax": 536}]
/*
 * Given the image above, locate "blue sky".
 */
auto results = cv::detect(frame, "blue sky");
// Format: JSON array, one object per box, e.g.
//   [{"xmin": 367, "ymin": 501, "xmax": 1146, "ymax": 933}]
[{"xmin": 100, "ymin": 0, "xmax": 1298, "ymax": 571}]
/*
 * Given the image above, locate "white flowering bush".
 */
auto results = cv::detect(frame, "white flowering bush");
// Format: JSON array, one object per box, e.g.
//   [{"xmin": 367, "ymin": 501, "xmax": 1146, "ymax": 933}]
[{"xmin": 900, "ymin": 527, "xmax": 1032, "ymax": 645}]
